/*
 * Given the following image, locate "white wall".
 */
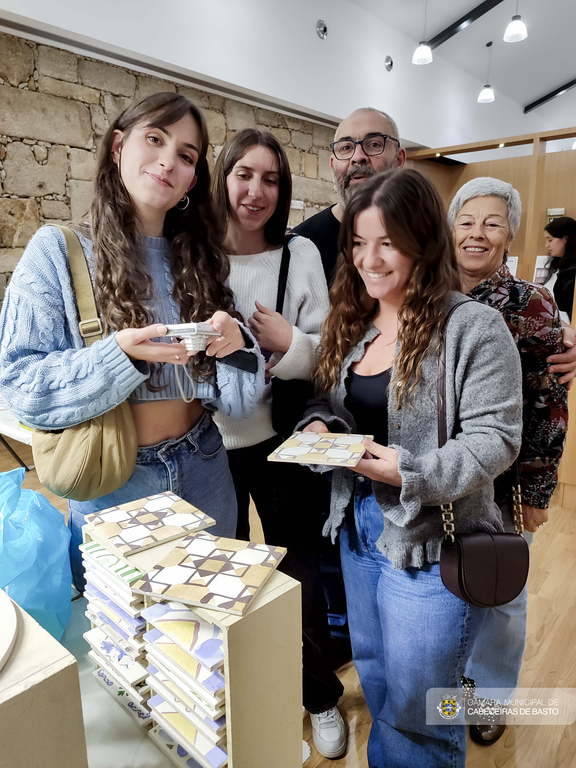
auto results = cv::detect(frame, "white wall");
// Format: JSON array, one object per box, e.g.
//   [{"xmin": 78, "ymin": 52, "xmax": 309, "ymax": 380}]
[{"xmin": 0, "ymin": 0, "xmax": 553, "ymax": 147}]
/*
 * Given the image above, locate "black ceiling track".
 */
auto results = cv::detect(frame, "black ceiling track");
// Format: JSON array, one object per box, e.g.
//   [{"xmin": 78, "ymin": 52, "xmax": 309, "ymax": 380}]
[
  {"xmin": 524, "ymin": 77, "xmax": 576, "ymax": 113},
  {"xmin": 428, "ymin": 0, "xmax": 505, "ymax": 50}
]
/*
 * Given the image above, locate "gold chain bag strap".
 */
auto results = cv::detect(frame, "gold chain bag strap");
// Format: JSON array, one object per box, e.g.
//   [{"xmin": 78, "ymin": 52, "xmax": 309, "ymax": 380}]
[
  {"xmin": 437, "ymin": 302, "xmax": 529, "ymax": 607},
  {"xmin": 32, "ymin": 226, "xmax": 138, "ymax": 501}
]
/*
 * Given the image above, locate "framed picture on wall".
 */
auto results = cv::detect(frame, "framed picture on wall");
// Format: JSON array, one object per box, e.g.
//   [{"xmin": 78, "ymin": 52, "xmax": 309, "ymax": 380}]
[
  {"xmin": 533, "ymin": 255, "xmax": 550, "ymax": 285},
  {"xmin": 507, "ymin": 256, "xmax": 518, "ymax": 277}
]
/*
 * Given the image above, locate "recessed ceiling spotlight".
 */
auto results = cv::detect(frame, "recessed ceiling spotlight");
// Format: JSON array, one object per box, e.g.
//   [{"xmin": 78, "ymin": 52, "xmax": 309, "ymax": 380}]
[
  {"xmin": 316, "ymin": 20, "xmax": 327, "ymax": 39},
  {"xmin": 499, "ymin": 143, "xmax": 505, "ymax": 148}
]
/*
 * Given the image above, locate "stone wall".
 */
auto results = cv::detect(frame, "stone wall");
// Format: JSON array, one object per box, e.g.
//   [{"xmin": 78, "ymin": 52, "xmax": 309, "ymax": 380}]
[{"xmin": 0, "ymin": 32, "xmax": 337, "ymax": 305}]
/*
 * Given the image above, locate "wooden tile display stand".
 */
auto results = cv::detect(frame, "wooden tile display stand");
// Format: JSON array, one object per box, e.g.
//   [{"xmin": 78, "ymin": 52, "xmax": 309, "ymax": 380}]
[{"xmin": 82, "ymin": 503, "xmax": 302, "ymax": 768}]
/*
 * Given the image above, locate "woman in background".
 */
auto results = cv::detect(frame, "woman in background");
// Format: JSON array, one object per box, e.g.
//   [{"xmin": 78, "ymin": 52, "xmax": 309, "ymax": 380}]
[
  {"xmin": 212, "ymin": 129, "xmax": 346, "ymax": 760},
  {"xmin": 448, "ymin": 177, "xmax": 569, "ymax": 746},
  {"xmin": 543, "ymin": 215, "xmax": 576, "ymax": 322}
]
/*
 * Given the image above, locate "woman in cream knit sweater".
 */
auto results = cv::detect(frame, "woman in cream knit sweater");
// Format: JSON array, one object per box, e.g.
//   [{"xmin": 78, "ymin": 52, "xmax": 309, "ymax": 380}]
[{"xmin": 212, "ymin": 130, "xmax": 348, "ymax": 757}]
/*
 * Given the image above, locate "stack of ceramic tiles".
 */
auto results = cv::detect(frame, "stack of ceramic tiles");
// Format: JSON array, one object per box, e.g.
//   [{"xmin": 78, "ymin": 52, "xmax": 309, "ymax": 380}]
[
  {"xmin": 130, "ymin": 533, "xmax": 287, "ymax": 768},
  {"xmin": 82, "ymin": 493, "xmax": 288, "ymax": 768},
  {"xmin": 81, "ymin": 492, "xmax": 216, "ymax": 730},
  {"xmin": 142, "ymin": 601, "xmax": 228, "ymax": 768}
]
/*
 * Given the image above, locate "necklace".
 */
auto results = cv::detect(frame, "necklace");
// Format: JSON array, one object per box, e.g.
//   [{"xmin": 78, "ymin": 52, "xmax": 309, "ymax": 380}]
[{"xmin": 371, "ymin": 335, "xmax": 397, "ymax": 352}]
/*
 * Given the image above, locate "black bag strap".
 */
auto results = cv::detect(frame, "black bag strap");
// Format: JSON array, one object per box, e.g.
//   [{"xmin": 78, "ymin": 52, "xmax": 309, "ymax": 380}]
[{"xmin": 275, "ymin": 238, "xmax": 292, "ymax": 315}]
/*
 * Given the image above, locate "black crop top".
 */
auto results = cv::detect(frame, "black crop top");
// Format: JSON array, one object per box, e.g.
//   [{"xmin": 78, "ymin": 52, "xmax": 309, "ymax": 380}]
[{"xmin": 345, "ymin": 367, "xmax": 391, "ymax": 446}]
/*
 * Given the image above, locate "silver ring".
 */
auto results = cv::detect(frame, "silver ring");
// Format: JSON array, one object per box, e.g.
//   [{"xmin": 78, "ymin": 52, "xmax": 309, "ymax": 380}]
[{"xmin": 174, "ymin": 355, "xmax": 181, "ymax": 361}]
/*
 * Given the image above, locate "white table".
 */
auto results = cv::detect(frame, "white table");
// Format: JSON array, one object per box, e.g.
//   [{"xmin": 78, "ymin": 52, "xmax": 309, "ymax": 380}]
[{"xmin": 0, "ymin": 407, "xmax": 33, "ymax": 470}]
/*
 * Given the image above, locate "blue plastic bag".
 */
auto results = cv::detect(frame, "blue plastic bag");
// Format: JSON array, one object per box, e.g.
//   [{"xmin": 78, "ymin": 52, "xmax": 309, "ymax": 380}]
[{"xmin": 0, "ymin": 468, "xmax": 71, "ymax": 639}]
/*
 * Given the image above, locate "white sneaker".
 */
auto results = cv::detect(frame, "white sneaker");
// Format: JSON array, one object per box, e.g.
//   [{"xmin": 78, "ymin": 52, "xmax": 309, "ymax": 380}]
[{"xmin": 309, "ymin": 707, "xmax": 347, "ymax": 759}]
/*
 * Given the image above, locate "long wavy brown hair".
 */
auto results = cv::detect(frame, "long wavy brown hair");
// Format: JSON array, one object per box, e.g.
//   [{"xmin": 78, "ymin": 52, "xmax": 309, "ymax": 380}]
[
  {"xmin": 315, "ymin": 169, "xmax": 460, "ymax": 406},
  {"xmin": 77, "ymin": 92, "xmax": 239, "ymax": 382}
]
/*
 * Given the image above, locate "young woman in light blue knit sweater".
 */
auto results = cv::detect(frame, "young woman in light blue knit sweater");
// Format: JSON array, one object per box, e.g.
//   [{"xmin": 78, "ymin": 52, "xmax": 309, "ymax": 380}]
[{"xmin": 0, "ymin": 93, "xmax": 264, "ymax": 590}]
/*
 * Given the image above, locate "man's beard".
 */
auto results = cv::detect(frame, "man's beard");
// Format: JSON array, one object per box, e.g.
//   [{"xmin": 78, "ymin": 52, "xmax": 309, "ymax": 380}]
[{"xmin": 334, "ymin": 164, "xmax": 377, "ymax": 206}]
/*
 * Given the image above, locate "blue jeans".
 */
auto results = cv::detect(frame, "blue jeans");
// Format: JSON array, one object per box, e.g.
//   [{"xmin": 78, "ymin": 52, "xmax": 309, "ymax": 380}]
[
  {"xmin": 340, "ymin": 481, "xmax": 485, "ymax": 768},
  {"xmin": 465, "ymin": 502, "xmax": 533, "ymax": 695},
  {"xmin": 68, "ymin": 411, "xmax": 237, "ymax": 592}
]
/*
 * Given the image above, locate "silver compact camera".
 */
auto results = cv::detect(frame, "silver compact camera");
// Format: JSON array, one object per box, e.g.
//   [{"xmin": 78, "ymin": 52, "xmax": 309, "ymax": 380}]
[{"xmin": 164, "ymin": 322, "xmax": 222, "ymax": 352}]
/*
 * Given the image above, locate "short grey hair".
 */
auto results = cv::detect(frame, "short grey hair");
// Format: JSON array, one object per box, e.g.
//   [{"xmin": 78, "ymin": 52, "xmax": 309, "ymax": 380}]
[
  {"xmin": 447, "ymin": 177, "xmax": 522, "ymax": 238},
  {"xmin": 337, "ymin": 107, "xmax": 401, "ymax": 143}
]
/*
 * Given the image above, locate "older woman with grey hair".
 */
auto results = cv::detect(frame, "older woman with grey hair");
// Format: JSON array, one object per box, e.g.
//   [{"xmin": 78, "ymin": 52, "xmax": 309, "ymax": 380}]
[{"xmin": 448, "ymin": 176, "xmax": 572, "ymax": 746}]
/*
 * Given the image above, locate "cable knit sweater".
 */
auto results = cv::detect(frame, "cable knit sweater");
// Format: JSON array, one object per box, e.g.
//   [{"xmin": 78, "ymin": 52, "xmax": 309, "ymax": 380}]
[
  {"xmin": 0, "ymin": 226, "xmax": 265, "ymax": 430},
  {"xmin": 214, "ymin": 235, "xmax": 330, "ymax": 450}
]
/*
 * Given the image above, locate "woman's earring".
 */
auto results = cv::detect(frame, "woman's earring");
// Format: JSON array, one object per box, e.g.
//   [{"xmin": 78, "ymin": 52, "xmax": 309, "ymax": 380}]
[{"xmin": 176, "ymin": 195, "xmax": 190, "ymax": 211}]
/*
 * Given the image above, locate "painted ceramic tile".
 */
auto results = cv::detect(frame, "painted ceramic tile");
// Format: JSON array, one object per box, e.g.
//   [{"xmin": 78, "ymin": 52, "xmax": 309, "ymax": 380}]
[
  {"xmin": 149, "ymin": 694, "xmax": 228, "ymax": 768},
  {"xmin": 92, "ymin": 667, "xmax": 151, "ymax": 728},
  {"xmin": 89, "ymin": 594, "xmax": 145, "ymax": 640},
  {"xmin": 85, "ymin": 609, "xmax": 142, "ymax": 659},
  {"xmin": 86, "ymin": 582, "xmax": 146, "ymax": 633},
  {"xmin": 149, "ymin": 725, "xmax": 221, "ymax": 768},
  {"xmin": 85, "ymin": 492, "xmax": 216, "ymax": 556},
  {"xmin": 145, "ymin": 645, "xmax": 225, "ymax": 713},
  {"xmin": 268, "ymin": 431, "xmax": 371, "ymax": 467},
  {"xmin": 88, "ymin": 650, "xmax": 149, "ymax": 703},
  {"xmin": 142, "ymin": 601, "xmax": 223, "ymax": 671},
  {"xmin": 144, "ymin": 628, "xmax": 225, "ymax": 697},
  {"xmin": 147, "ymin": 663, "xmax": 226, "ymax": 741},
  {"xmin": 84, "ymin": 627, "xmax": 147, "ymax": 687},
  {"xmin": 80, "ymin": 541, "xmax": 143, "ymax": 590},
  {"xmin": 146, "ymin": 656, "xmax": 225, "ymax": 719},
  {"xmin": 87, "ymin": 607, "xmax": 145, "ymax": 655},
  {"xmin": 133, "ymin": 532, "xmax": 286, "ymax": 615},
  {"xmin": 85, "ymin": 568, "xmax": 142, "ymax": 617}
]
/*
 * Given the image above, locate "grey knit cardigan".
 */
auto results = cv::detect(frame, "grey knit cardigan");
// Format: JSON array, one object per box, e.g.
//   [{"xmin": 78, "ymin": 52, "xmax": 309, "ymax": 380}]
[{"xmin": 299, "ymin": 293, "xmax": 523, "ymax": 570}]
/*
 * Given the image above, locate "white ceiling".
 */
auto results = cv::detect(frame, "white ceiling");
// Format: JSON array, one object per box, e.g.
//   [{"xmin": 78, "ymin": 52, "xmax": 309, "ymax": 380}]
[{"xmin": 350, "ymin": 0, "xmax": 576, "ymax": 131}]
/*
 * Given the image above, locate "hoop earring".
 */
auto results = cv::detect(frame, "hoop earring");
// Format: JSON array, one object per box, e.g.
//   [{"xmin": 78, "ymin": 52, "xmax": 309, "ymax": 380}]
[{"xmin": 176, "ymin": 195, "xmax": 190, "ymax": 211}]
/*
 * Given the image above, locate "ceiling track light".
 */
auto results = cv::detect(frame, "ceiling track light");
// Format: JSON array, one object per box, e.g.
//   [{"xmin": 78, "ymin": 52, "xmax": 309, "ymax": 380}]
[
  {"xmin": 478, "ymin": 42, "xmax": 495, "ymax": 103},
  {"xmin": 504, "ymin": 1, "xmax": 527, "ymax": 42},
  {"xmin": 412, "ymin": 0, "xmax": 433, "ymax": 65}
]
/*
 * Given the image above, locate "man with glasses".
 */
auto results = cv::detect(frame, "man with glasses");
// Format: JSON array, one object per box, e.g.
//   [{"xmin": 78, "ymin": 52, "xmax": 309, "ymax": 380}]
[
  {"xmin": 291, "ymin": 109, "xmax": 404, "ymax": 760},
  {"xmin": 294, "ymin": 107, "xmax": 405, "ymax": 283}
]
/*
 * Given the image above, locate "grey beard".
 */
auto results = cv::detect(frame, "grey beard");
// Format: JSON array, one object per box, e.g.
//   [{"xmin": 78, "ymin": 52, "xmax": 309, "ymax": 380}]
[{"xmin": 334, "ymin": 165, "xmax": 377, "ymax": 206}]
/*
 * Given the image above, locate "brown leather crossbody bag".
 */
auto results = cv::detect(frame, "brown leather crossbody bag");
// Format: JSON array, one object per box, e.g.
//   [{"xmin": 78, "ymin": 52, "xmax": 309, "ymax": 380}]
[{"xmin": 437, "ymin": 302, "xmax": 530, "ymax": 607}]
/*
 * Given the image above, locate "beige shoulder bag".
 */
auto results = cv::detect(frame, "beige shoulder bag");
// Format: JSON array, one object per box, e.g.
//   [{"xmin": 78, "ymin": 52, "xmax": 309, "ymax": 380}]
[{"xmin": 32, "ymin": 225, "xmax": 138, "ymax": 501}]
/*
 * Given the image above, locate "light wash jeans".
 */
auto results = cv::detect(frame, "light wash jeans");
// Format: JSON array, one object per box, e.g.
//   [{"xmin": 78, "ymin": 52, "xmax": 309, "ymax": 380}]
[
  {"xmin": 465, "ymin": 501, "xmax": 533, "ymax": 696},
  {"xmin": 68, "ymin": 411, "xmax": 237, "ymax": 591},
  {"xmin": 340, "ymin": 480, "xmax": 485, "ymax": 768}
]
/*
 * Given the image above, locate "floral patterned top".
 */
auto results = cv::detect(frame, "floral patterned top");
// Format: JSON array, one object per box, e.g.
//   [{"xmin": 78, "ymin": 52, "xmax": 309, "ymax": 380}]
[{"xmin": 468, "ymin": 262, "xmax": 569, "ymax": 509}]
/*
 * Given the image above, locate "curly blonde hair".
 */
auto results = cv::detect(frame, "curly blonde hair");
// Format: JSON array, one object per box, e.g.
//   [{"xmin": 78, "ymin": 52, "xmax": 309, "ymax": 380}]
[{"xmin": 315, "ymin": 169, "xmax": 460, "ymax": 406}]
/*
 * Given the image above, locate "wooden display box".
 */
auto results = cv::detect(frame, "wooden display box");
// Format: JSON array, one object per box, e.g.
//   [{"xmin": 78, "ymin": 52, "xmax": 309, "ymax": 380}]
[
  {"xmin": 0, "ymin": 591, "xmax": 88, "ymax": 768},
  {"xmin": 143, "ymin": 569, "xmax": 303, "ymax": 768},
  {"xmin": 83, "ymin": 526, "xmax": 303, "ymax": 768}
]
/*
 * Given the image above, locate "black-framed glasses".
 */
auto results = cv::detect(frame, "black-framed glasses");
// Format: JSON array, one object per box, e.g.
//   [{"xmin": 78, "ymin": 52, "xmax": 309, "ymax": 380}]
[{"xmin": 330, "ymin": 133, "xmax": 400, "ymax": 161}]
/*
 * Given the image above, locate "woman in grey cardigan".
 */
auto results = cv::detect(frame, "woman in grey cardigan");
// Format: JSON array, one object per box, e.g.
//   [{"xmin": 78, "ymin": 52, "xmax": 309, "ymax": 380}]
[{"xmin": 299, "ymin": 169, "xmax": 523, "ymax": 768}]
